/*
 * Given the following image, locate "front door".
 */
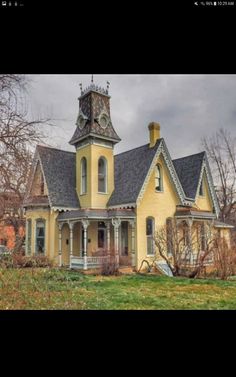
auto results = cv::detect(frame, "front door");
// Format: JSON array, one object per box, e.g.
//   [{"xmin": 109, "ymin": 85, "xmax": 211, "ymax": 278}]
[{"xmin": 120, "ymin": 222, "xmax": 130, "ymax": 265}]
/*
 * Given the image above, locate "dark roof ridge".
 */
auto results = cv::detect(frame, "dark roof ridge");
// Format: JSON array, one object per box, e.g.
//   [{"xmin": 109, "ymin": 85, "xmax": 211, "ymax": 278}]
[
  {"xmin": 173, "ymin": 151, "xmax": 205, "ymax": 162},
  {"xmin": 115, "ymin": 139, "xmax": 163, "ymax": 157},
  {"xmin": 37, "ymin": 144, "xmax": 75, "ymax": 155}
]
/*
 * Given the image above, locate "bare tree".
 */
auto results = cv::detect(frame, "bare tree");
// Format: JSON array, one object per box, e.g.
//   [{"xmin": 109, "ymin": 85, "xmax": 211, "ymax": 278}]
[
  {"xmin": 153, "ymin": 219, "xmax": 215, "ymax": 278},
  {"xmin": 0, "ymin": 74, "xmax": 53, "ymax": 252},
  {"xmin": 202, "ymin": 129, "xmax": 236, "ymax": 223}
]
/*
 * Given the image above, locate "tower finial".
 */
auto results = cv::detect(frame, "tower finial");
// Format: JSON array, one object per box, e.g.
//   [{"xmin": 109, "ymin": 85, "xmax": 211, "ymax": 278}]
[
  {"xmin": 106, "ymin": 81, "xmax": 110, "ymax": 93},
  {"xmin": 91, "ymin": 74, "xmax": 94, "ymax": 83},
  {"xmin": 79, "ymin": 82, "xmax": 83, "ymax": 94}
]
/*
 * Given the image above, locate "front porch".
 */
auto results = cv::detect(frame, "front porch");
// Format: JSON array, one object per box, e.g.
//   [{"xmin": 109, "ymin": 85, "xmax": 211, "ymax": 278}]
[{"xmin": 57, "ymin": 209, "xmax": 136, "ymax": 270}]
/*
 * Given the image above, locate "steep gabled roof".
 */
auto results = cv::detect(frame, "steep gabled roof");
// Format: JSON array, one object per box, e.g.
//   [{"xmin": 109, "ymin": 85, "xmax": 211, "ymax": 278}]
[
  {"xmin": 108, "ymin": 140, "xmax": 162, "ymax": 206},
  {"xmin": 172, "ymin": 152, "xmax": 205, "ymax": 199},
  {"xmin": 35, "ymin": 146, "xmax": 79, "ymax": 209}
]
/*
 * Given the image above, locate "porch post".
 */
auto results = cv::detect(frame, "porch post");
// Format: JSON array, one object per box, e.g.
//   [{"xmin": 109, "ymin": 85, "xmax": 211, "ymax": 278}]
[
  {"xmin": 69, "ymin": 222, "xmax": 75, "ymax": 268},
  {"xmin": 129, "ymin": 220, "xmax": 136, "ymax": 268},
  {"xmin": 106, "ymin": 221, "xmax": 111, "ymax": 256},
  {"xmin": 58, "ymin": 223, "xmax": 63, "ymax": 267},
  {"xmin": 81, "ymin": 219, "xmax": 90, "ymax": 270},
  {"xmin": 112, "ymin": 218, "xmax": 121, "ymax": 266}
]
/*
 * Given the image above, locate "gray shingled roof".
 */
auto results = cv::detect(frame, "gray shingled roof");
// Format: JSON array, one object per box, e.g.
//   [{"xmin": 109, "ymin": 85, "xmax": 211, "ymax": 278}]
[
  {"xmin": 108, "ymin": 140, "xmax": 162, "ymax": 206},
  {"xmin": 37, "ymin": 146, "xmax": 79, "ymax": 208},
  {"xmin": 29, "ymin": 143, "xmax": 210, "ymax": 210},
  {"xmin": 172, "ymin": 152, "xmax": 205, "ymax": 199}
]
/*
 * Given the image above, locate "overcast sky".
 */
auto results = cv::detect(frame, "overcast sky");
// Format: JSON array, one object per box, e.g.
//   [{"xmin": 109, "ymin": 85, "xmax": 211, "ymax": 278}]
[{"xmin": 26, "ymin": 74, "xmax": 236, "ymax": 159}]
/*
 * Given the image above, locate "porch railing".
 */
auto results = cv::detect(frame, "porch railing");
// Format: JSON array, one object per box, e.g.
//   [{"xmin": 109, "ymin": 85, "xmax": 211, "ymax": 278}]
[{"xmin": 70, "ymin": 255, "xmax": 112, "ymax": 269}]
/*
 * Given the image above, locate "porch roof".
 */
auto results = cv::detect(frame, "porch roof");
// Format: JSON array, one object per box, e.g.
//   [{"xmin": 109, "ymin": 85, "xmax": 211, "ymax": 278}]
[
  {"xmin": 175, "ymin": 207, "xmax": 216, "ymax": 220},
  {"xmin": 57, "ymin": 208, "xmax": 136, "ymax": 221},
  {"xmin": 214, "ymin": 220, "xmax": 235, "ymax": 229}
]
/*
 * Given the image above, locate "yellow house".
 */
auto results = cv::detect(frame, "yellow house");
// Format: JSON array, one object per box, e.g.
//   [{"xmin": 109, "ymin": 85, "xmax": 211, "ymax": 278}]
[{"xmin": 23, "ymin": 79, "xmax": 233, "ymax": 271}]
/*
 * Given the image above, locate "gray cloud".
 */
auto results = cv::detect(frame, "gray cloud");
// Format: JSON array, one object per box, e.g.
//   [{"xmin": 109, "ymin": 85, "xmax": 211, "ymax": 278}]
[{"xmin": 26, "ymin": 74, "xmax": 236, "ymax": 159}]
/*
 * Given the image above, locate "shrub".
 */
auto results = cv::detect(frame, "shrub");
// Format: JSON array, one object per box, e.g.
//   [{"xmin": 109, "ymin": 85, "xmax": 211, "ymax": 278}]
[
  {"xmin": 0, "ymin": 252, "xmax": 52, "ymax": 269},
  {"xmin": 100, "ymin": 255, "xmax": 120, "ymax": 276}
]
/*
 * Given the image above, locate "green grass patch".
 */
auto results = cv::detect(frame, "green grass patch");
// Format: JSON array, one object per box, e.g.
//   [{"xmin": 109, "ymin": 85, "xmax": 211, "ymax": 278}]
[{"xmin": 1, "ymin": 268, "xmax": 236, "ymax": 309}]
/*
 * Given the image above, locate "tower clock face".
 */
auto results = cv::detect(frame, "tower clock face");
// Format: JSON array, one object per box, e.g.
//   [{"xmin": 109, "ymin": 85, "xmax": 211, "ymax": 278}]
[
  {"xmin": 76, "ymin": 111, "xmax": 88, "ymax": 129},
  {"xmin": 98, "ymin": 112, "xmax": 110, "ymax": 129}
]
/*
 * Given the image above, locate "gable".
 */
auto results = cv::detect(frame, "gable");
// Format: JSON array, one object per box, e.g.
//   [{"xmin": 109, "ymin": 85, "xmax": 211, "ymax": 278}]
[
  {"xmin": 30, "ymin": 161, "xmax": 48, "ymax": 197},
  {"xmin": 172, "ymin": 152, "xmax": 205, "ymax": 199},
  {"xmin": 137, "ymin": 154, "xmax": 181, "ymax": 222},
  {"xmin": 195, "ymin": 170, "xmax": 213, "ymax": 211}
]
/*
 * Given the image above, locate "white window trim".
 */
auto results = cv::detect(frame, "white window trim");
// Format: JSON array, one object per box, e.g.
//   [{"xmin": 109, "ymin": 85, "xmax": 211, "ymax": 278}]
[
  {"xmin": 98, "ymin": 157, "xmax": 108, "ymax": 194},
  {"xmin": 155, "ymin": 164, "xmax": 163, "ymax": 192},
  {"xmin": 35, "ymin": 218, "xmax": 46, "ymax": 255},
  {"xmin": 80, "ymin": 157, "xmax": 87, "ymax": 195}
]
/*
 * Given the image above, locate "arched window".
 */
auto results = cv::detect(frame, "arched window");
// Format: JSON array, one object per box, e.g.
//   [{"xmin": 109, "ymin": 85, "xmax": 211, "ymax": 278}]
[
  {"xmin": 146, "ymin": 217, "xmax": 155, "ymax": 255},
  {"xmin": 98, "ymin": 157, "xmax": 107, "ymax": 193},
  {"xmin": 35, "ymin": 219, "xmax": 45, "ymax": 254},
  {"xmin": 40, "ymin": 173, "xmax": 44, "ymax": 195},
  {"xmin": 81, "ymin": 157, "xmax": 87, "ymax": 194},
  {"xmin": 199, "ymin": 180, "xmax": 204, "ymax": 196},
  {"xmin": 155, "ymin": 164, "xmax": 163, "ymax": 192}
]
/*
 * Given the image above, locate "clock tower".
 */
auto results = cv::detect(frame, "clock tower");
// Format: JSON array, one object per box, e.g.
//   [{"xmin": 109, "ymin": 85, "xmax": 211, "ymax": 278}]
[{"xmin": 70, "ymin": 78, "xmax": 121, "ymax": 209}]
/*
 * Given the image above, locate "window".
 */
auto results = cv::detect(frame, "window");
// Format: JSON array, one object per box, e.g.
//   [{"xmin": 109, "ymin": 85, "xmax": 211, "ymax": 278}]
[
  {"xmin": 40, "ymin": 173, "xmax": 44, "ymax": 195},
  {"xmin": 26, "ymin": 219, "xmax": 32, "ymax": 255},
  {"xmin": 98, "ymin": 221, "xmax": 106, "ymax": 248},
  {"xmin": 166, "ymin": 218, "xmax": 173, "ymax": 255},
  {"xmin": 183, "ymin": 225, "xmax": 188, "ymax": 246},
  {"xmin": 98, "ymin": 157, "xmax": 107, "ymax": 193},
  {"xmin": 81, "ymin": 157, "xmax": 87, "ymax": 194},
  {"xmin": 155, "ymin": 164, "xmax": 163, "ymax": 191},
  {"xmin": 199, "ymin": 180, "xmax": 204, "ymax": 196},
  {"xmin": 146, "ymin": 217, "xmax": 155, "ymax": 255},
  {"xmin": 35, "ymin": 219, "xmax": 45, "ymax": 254},
  {"xmin": 200, "ymin": 223, "xmax": 206, "ymax": 250}
]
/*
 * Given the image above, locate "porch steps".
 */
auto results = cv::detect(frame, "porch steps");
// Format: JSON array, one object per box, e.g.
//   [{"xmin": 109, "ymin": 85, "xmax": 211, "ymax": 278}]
[{"xmin": 118, "ymin": 266, "xmax": 135, "ymax": 275}]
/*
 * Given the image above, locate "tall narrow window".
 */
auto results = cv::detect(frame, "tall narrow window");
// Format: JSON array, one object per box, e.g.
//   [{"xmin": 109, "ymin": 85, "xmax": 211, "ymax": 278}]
[
  {"xmin": 200, "ymin": 223, "xmax": 206, "ymax": 250},
  {"xmin": 155, "ymin": 164, "xmax": 163, "ymax": 191},
  {"xmin": 81, "ymin": 157, "xmax": 87, "ymax": 194},
  {"xmin": 26, "ymin": 219, "xmax": 32, "ymax": 255},
  {"xmin": 166, "ymin": 218, "xmax": 173, "ymax": 255},
  {"xmin": 199, "ymin": 180, "xmax": 204, "ymax": 196},
  {"xmin": 35, "ymin": 219, "xmax": 45, "ymax": 254},
  {"xmin": 146, "ymin": 217, "xmax": 155, "ymax": 255},
  {"xmin": 98, "ymin": 157, "xmax": 107, "ymax": 193},
  {"xmin": 40, "ymin": 173, "xmax": 44, "ymax": 195}
]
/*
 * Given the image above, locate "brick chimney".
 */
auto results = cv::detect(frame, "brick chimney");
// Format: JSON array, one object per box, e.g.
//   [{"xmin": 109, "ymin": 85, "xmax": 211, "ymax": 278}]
[{"xmin": 148, "ymin": 122, "xmax": 160, "ymax": 148}]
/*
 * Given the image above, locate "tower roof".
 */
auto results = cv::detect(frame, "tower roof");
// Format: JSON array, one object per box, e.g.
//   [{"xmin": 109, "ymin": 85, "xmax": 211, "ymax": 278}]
[{"xmin": 69, "ymin": 78, "xmax": 121, "ymax": 146}]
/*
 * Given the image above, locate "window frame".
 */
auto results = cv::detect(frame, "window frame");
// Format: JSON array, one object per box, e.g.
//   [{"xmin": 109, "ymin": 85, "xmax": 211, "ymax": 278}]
[
  {"xmin": 35, "ymin": 218, "xmax": 46, "ymax": 255},
  {"xmin": 80, "ymin": 157, "xmax": 87, "ymax": 195},
  {"xmin": 146, "ymin": 217, "xmax": 155, "ymax": 256},
  {"xmin": 155, "ymin": 164, "xmax": 163, "ymax": 192},
  {"xmin": 98, "ymin": 157, "xmax": 107, "ymax": 194},
  {"xmin": 199, "ymin": 179, "xmax": 204, "ymax": 196}
]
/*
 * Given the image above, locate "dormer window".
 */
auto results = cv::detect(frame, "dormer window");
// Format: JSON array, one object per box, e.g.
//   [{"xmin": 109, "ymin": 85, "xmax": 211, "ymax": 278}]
[
  {"xmin": 199, "ymin": 180, "xmax": 204, "ymax": 196},
  {"xmin": 155, "ymin": 164, "xmax": 163, "ymax": 192}
]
